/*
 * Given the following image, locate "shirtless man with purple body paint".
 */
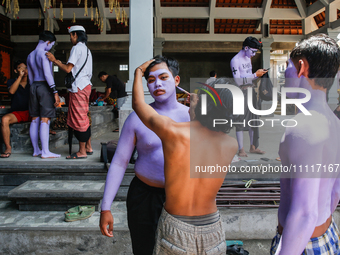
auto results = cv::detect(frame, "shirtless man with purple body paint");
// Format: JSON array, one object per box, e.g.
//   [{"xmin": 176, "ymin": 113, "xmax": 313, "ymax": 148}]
[
  {"xmin": 99, "ymin": 56, "xmax": 189, "ymax": 255},
  {"xmin": 271, "ymin": 34, "xmax": 340, "ymax": 254},
  {"xmin": 230, "ymin": 36, "xmax": 267, "ymax": 157},
  {"xmin": 27, "ymin": 31, "xmax": 60, "ymax": 158}
]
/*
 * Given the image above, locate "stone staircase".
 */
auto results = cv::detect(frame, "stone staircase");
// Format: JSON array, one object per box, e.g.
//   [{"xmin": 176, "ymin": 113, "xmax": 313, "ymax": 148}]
[{"xmin": 0, "ymin": 162, "xmax": 134, "ymax": 203}]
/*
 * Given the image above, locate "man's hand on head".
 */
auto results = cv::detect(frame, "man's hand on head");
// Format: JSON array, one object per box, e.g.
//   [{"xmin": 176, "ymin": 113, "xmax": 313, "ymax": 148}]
[
  {"xmin": 135, "ymin": 59, "xmax": 155, "ymax": 77},
  {"xmin": 255, "ymin": 69, "xmax": 268, "ymax": 77}
]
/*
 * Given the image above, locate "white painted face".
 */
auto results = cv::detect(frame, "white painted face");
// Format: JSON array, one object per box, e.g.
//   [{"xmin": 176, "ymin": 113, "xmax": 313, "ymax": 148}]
[
  {"xmin": 245, "ymin": 47, "xmax": 258, "ymax": 58},
  {"xmin": 147, "ymin": 63, "xmax": 177, "ymax": 103}
]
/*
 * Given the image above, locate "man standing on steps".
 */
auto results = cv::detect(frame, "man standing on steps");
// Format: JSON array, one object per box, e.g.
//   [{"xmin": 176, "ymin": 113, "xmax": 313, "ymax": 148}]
[
  {"xmin": 27, "ymin": 30, "xmax": 60, "ymax": 159},
  {"xmin": 230, "ymin": 36, "xmax": 267, "ymax": 157},
  {"xmin": 99, "ymin": 55, "xmax": 190, "ymax": 255},
  {"xmin": 271, "ymin": 34, "xmax": 340, "ymax": 255}
]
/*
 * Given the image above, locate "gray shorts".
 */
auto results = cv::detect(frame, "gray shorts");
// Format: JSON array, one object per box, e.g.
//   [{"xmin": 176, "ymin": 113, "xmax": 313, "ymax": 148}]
[
  {"xmin": 117, "ymin": 96, "xmax": 127, "ymax": 110},
  {"xmin": 29, "ymin": 81, "xmax": 55, "ymax": 118},
  {"xmin": 153, "ymin": 208, "xmax": 226, "ymax": 255}
]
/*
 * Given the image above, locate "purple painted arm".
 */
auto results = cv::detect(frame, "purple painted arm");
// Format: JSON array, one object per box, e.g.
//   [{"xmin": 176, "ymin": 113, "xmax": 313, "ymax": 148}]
[
  {"xmin": 41, "ymin": 52, "xmax": 56, "ymax": 88},
  {"xmin": 27, "ymin": 55, "xmax": 34, "ymax": 85},
  {"xmin": 276, "ymin": 127, "xmax": 322, "ymax": 255},
  {"xmin": 101, "ymin": 114, "xmax": 136, "ymax": 211}
]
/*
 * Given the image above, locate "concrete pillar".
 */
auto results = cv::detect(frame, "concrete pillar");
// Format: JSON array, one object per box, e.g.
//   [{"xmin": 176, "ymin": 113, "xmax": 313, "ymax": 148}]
[
  {"xmin": 119, "ymin": 0, "xmax": 154, "ymax": 129},
  {"xmin": 260, "ymin": 38, "xmax": 273, "ymax": 70},
  {"xmin": 154, "ymin": 38, "xmax": 165, "ymax": 56}
]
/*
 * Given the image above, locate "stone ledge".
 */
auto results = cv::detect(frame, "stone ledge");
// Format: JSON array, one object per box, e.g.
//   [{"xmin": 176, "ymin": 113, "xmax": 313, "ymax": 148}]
[{"xmin": 8, "ymin": 180, "xmax": 105, "ymax": 211}]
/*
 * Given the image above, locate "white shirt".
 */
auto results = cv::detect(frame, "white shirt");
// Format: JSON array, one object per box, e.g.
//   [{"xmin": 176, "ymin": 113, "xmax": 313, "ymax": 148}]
[
  {"xmin": 205, "ymin": 77, "xmax": 216, "ymax": 85},
  {"xmin": 67, "ymin": 42, "xmax": 93, "ymax": 93}
]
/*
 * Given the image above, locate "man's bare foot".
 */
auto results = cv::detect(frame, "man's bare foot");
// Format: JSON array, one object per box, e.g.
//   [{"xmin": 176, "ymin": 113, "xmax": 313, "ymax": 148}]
[
  {"xmin": 249, "ymin": 145, "xmax": 265, "ymax": 154},
  {"xmin": 49, "ymin": 129, "xmax": 56, "ymax": 135},
  {"xmin": 238, "ymin": 148, "xmax": 248, "ymax": 157},
  {"xmin": 33, "ymin": 149, "xmax": 42, "ymax": 157},
  {"xmin": 41, "ymin": 152, "xmax": 61, "ymax": 159}
]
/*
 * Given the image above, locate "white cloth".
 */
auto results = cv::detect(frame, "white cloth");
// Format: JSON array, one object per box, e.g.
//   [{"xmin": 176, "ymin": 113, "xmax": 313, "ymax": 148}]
[
  {"xmin": 205, "ymin": 77, "xmax": 216, "ymax": 85},
  {"xmin": 67, "ymin": 42, "xmax": 93, "ymax": 93}
]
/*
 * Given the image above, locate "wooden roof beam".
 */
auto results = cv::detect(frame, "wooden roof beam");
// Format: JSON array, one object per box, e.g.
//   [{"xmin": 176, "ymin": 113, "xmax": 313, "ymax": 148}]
[
  {"xmin": 208, "ymin": 0, "xmax": 217, "ymax": 34},
  {"xmin": 294, "ymin": 0, "xmax": 307, "ymax": 18}
]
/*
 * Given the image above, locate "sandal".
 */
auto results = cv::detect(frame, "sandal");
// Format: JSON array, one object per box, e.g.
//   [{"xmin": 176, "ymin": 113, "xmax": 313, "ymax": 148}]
[
  {"xmin": 66, "ymin": 152, "xmax": 87, "ymax": 160},
  {"xmin": 227, "ymin": 245, "xmax": 249, "ymax": 255},
  {"xmin": 0, "ymin": 152, "xmax": 11, "ymax": 158},
  {"xmin": 64, "ymin": 205, "xmax": 95, "ymax": 222}
]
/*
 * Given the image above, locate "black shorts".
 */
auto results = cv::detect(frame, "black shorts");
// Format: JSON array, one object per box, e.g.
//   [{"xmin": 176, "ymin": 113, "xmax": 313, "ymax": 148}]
[
  {"xmin": 127, "ymin": 176, "xmax": 166, "ymax": 255},
  {"xmin": 29, "ymin": 81, "xmax": 56, "ymax": 118}
]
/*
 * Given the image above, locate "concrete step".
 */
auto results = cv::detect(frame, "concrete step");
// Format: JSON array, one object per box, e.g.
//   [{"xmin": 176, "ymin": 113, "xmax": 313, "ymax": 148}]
[{"xmin": 8, "ymin": 180, "xmax": 106, "ymax": 211}]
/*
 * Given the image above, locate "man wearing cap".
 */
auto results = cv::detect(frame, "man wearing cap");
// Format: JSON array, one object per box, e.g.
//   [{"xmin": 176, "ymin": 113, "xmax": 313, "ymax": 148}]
[
  {"xmin": 27, "ymin": 30, "xmax": 61, "ymax": 158},
  {"xmin": 230, "ymin": 36, "xmax": 267, "ymax": 157},
  {"xmin": 46, "ymin": 25, "xmax": 93, "ymax": 159}
]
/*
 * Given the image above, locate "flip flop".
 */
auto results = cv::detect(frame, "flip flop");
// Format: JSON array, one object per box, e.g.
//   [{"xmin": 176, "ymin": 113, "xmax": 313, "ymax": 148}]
[
  {"xmin": 86, "ymin": 151, "xmax": 93, "ymax": 155},
  {"xmin": 227, "ymin": 245, "xmax": 249, "ymax": 255},
  {"xmin": 66, "ymin": 152, "xmax": 87, "ymax": 160},
  {"xmin": 112, "ymin": 128, "xmax": 119, "ymax": 132},
  {"xmin": 0, "ymin": 152, "xmax": 11, "ymax": 158}
]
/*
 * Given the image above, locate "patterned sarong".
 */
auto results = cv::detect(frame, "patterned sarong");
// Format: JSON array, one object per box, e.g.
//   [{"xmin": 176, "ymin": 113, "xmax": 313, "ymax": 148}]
[
  {"xmin": 270, "ymin": 217, "xmax": 340, "ymax": 255},
  {"xmin": 67, "ymin": 84, "xmax": 91, "ymax": 132}
]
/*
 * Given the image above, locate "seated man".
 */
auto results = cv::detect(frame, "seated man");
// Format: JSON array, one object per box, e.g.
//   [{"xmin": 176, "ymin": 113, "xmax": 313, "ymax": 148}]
[
  {"xmin": 132, "ymin": 60, "xmax": 238, "ymax": 254},
  {"xmin": 271, "ymin": 34, "xmax": 340, "ymax": 254},
  {"xmin": 1, "ymin": 60, "xmax": 30, "ymax": 158}
]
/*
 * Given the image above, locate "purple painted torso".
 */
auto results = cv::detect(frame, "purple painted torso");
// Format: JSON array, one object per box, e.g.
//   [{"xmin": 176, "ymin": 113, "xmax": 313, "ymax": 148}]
[
  {"xmin": 133, "ymin": 103, "xmax": 189, "ymax": 184},
  {"xmin": 276, "ymin": 62, "xmax": 340, "ymax": 254},
  {"xmin": 101, "ymin": 80, "xmax": 190, "ymax": 211},
  {"xmin": 27, "ymin": 41, "xmax": 55, "ymax": 87}
]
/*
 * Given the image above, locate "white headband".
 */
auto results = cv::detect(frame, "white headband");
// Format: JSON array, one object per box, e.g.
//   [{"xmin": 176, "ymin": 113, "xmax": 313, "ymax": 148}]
[{"xmin": 68, "ymin": 25, "xmax": 85, "ymax": 33}]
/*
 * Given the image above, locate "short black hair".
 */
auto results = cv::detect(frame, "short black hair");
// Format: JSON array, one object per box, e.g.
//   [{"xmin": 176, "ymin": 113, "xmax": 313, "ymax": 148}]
[
  {"xmin": 39, "ymin": 30, "xmax": 56, "ymax": 43},
  {"xmin": 242, "ymin": 36, "xmax": 261, "ymax": 50},
  {"xmin": 290, "ymin": 34, "xmax": 340, "ymax": 89},
  {"xmin": 71, "ymin": 31, "xmax": 88, "ymax": 44},
  {"xmin": 194, "ymin": 78, "xmax": 235, "ymax": 133},
  {"xmin": 209, "ymin": 71, "xmax": 216, "ymax": 77},
  {"xmin": 144, "ymin": 55, "xmax": 179, "ymax": 80},
  {"xmin": 14, "ymin": 60, "xmax": 25, "ymax": 70},
  {"xmin": 98, "ymin": 71, "xmax": 108, "ymax": 79}
]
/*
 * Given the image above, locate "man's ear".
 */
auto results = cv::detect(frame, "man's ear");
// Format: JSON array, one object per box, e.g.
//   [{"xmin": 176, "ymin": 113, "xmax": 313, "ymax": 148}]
[
  {"xmin": 14, "ymin": 69, "xmax": 17, "ymax": 74},
  {"xmin": 174, "ymin": 75, "xmax": 180, "ymax": 87},
  {"xmin": 244, "ymin": 46, "xmax": 249, "ymax": 50},
  {"xmin": 297, "ymin": 58, "xmax": 309, "ymax": 78}
]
